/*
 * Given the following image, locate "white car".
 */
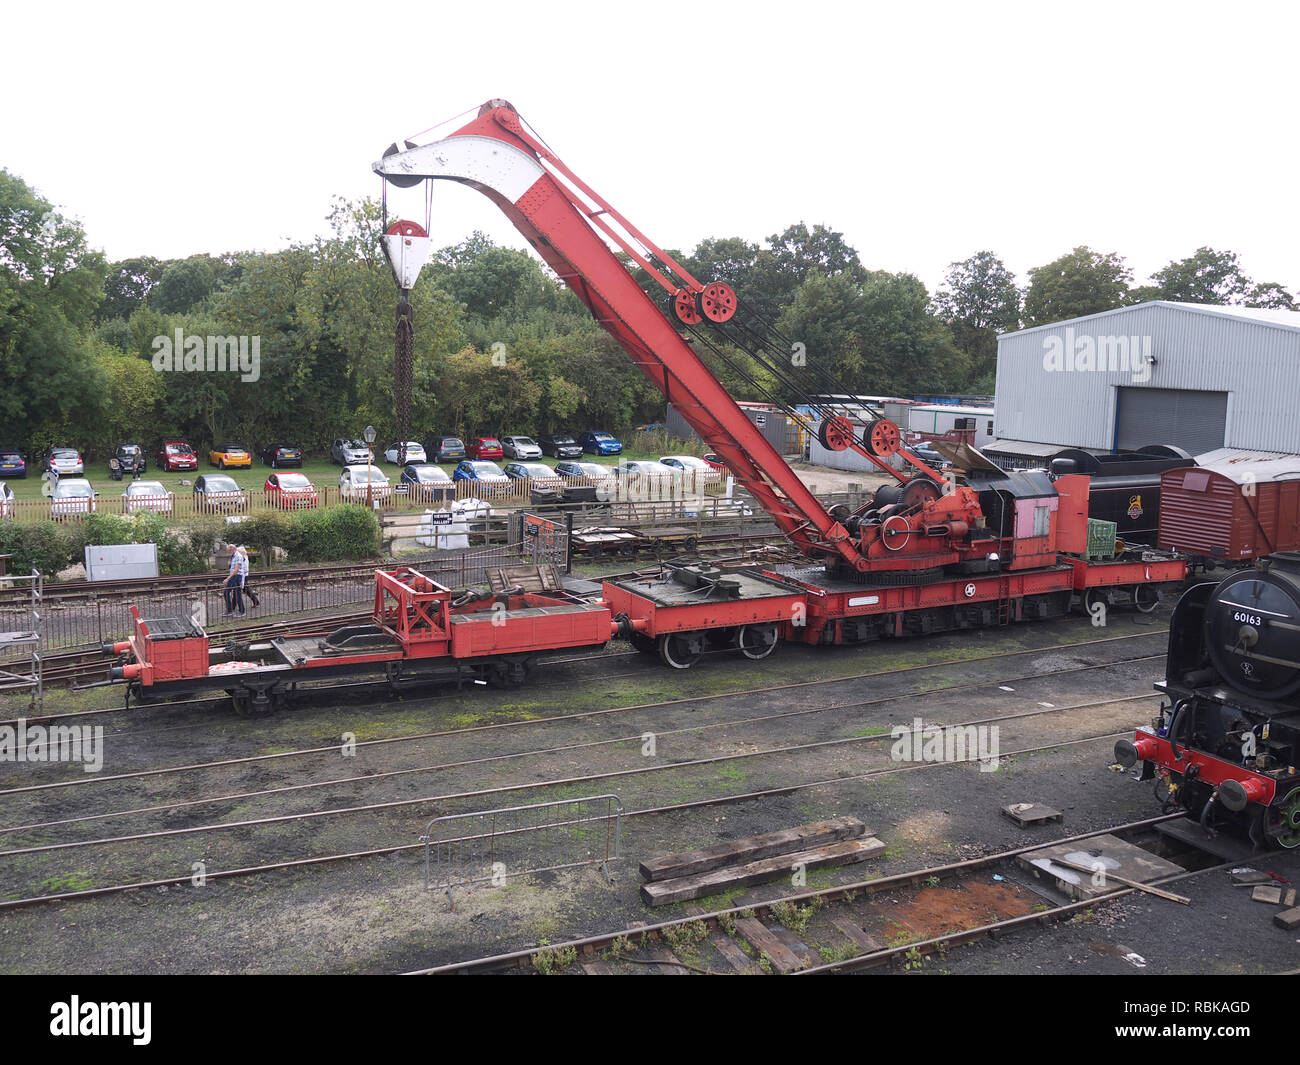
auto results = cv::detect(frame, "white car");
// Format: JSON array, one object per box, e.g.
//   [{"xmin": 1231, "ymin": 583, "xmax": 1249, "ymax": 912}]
[
  {"xmin": 44, "ymin": 447, "xmax": 85, "ymax": 476},
  {"xmin": 122, "ymin": 480, "xmax": 174, "ymax": 514},
  {"xmin": 659, "ymin": 455, "xmax": 712, "ymax": 472},
  {"xmin": 339, "ymin": 464, "xmax": 392, "ymax": 503},
  {"xmin": 501, "ymin": 435, "xmax": 543, "ymax": 460},
  {"xmin": 384, "ymin": 441, "xmax": 427, "ymax": 465},
  {"xmin": 331, "ymin": 438, "xmax": 373, "ymax": 466},
  {"xmin": 0, "ymin": 481, "xmax": 13, "ymax": 518},
  {"xmin": 50, "ymin": 478, "xmax": 96, "ymax": 517},
  {"xmin": 615, "ymin": 460, "xmax": 682, "ymax": 479}
]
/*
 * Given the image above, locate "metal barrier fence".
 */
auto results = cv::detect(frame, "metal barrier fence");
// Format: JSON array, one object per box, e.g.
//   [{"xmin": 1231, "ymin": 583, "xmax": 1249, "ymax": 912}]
[
  {"xmin": 0, "ymin": 470, "xmax": 727, "ymax": 524},
  {"xmin": 422, "ymin": 794, "xmax": 623, "ymax": 906}
]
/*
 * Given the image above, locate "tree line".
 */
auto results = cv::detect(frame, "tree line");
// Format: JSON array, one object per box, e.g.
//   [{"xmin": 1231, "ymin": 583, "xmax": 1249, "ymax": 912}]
[{"xmin": 2, "ymin": 168, "xmax": 1294, "ymax": 459}]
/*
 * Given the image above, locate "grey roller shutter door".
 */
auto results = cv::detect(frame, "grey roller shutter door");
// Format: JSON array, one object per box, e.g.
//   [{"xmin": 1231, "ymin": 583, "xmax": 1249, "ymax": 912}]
[{"xmin": 1115, "ymin": 388, "xmax": 1227, "ymax": 454}]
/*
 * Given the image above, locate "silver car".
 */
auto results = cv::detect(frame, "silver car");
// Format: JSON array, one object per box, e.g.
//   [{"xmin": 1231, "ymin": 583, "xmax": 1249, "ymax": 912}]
[
  {"xmin": 331, "ymin": 438, "xmax": 373, "ymax": 466},
  {"xmin": 50, "ymin": 478, "xmax": 96, "ymax": 517},
  {"xmin": 339, "ymin": 464, "xmax": 392, "ymax": 502},
  {"xmin": 501, "ymin": 435, "xmax": 544, "ymax": 460},
  {"xmin": 123, "ymin": 480, "xmax": 174, "ymax": 514},
  {"xmin": 44, "ymin": 447, "xmax": 84, "ymax": 476}
]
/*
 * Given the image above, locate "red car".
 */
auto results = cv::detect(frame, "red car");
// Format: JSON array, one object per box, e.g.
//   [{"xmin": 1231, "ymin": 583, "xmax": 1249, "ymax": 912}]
[
  {"xmin": 264, "ymin": 472, "xmax": 319, "ymax": 509},
  {"xmin": 465, "ymin": 436, "xmax": 505, "ymax": 460},
  {"xmin": 703, "ymin": 452, "xmax": 727, "ymax": 470},
  {"xmin": 157, "ymin": 440, "xmax": 198, "ymax": 472}
]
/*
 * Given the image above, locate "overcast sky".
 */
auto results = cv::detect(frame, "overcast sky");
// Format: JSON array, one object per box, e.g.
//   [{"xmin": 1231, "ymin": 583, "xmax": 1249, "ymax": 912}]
[{"xmin": 6, "ymin": 0, "xmax": 1298, "ymax": 295}]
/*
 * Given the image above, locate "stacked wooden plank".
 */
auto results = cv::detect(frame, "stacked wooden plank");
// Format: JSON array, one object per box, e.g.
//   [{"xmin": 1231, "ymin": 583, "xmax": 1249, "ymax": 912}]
[{"xmin": 639, "ymin": 816, "xmax": 885, "ymax": 907}]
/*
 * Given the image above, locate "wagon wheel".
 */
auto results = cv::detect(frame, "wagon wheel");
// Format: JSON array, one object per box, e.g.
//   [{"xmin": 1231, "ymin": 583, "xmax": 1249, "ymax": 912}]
[
  {"xmin": 629, "ymin": 631, "xmax": 657, "ymax": 656},
  {"xmin": 1131, "ymin": 584, "xmax": 1159, "ymax": 614},
  {"xmin": 737, "ymin": 623, "xmax": 779, "ymax": 661},
  {"xmin": 488, "ymin": 658, "xmax": 532, "ymax": 689},
  {"xmin": 863, "ymin": 418, "xmax": 901, "ymax": 457},
  {"xmin": 1080, "ymin": 587, "xmax": 1108, "ymax": 617},
  {"xmin": 657, "ymin": 632, "xmax": 703, "ymax": 669},
  {"xmin": 684, "ymin": 536, "xmax": 699, "ymax": 554}
]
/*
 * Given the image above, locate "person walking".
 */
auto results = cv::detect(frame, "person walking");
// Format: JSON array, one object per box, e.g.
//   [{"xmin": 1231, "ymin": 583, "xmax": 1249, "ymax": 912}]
[
  {"xmin": 223, "ymin": 544, "xmax": 243, "ymax": 616},
  {"xmin": 242, "ymin": 548, "xmax": 260, "ymax": 610},
  {"xmin": 235, "ymin": 546, "xmax": 251, "ymax": 616}
]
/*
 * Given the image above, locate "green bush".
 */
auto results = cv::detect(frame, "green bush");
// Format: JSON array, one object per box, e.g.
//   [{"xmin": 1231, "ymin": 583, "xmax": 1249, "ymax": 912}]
[
  {"xmin": 287, "ymin": 505, "xmax": 379, "ymax": 564},
  {"xmin": 236, "ymin": 512, "xmax": 296, "ymax": 565},
  {"xmin": 0, "ymin": 521, "xmax": 74, "ymax": 578}
]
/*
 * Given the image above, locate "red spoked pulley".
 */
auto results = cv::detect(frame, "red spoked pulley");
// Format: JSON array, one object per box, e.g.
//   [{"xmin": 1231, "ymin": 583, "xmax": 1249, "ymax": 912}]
[
  {"xmin": 864, "ymin": 418, "xmax": 901, "ymax": 457},
  {"xmin": 696, "ymin": 281, "xmax": 738, "ymax": 323},
  {"xmin": 669, "ymin": 290, "xmax": 703, "ymax": 325},
  {"xmin": 386, "ymin": 220, "xmax": 428, "ymax": 238},
  {"xmin": 818, "ymin": 415, "xmax": 855, "ymax": 452}
]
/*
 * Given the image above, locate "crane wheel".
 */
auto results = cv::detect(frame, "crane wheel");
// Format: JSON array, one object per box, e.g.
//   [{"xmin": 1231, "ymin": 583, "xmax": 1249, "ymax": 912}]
[
  {"xmin": 818, "ymin": 416, "xmax": 855, "ymax": 452},
  {"xmin": 669, "ymin": 290, "xmax": 703, "ymax": 325},
  {"xmin": 696, "ymin": 282, "xmax": 738, "ymax": 323},
  {"xmin": 864, "ymin": 419, "xmax": 901, "ymax": 457}
]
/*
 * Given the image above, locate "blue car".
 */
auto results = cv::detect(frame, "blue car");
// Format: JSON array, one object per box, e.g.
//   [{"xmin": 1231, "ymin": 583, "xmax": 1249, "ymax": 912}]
[
  {"xmin": 578, "ymin": 430, "xmax": 622, "ymax": 455},
  {"xmin": 452, "ymin": 459, "xmax": 510, "ymax": 498},
  {"xmin": 0, "ymin": 449, "xmax": 26, "ymax": 478}
]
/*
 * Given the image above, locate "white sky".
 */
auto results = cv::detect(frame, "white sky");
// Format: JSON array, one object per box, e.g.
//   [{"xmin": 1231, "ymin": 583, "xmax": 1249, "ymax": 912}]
[{"xmin": 5, "ymin": 0, "xmax": 1298, "ymax": 294}]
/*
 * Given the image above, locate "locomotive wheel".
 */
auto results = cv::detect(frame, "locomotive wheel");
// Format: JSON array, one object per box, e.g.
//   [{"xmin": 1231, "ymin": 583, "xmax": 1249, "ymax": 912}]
[
  {"xmin": 737, "ymin": 623, "xmax": 779, "ymax": 660},
  {"xmin": 1131, "ymin": 584, "xmax": 1159, "ymax": 613},
  {"xmin": 1267, "ymin": 789, "xmax": 1300, "ymax": 849},
  {"xmin": 818, "ymin": 415, "xmax": 855, "ymax": 452},
  {"xmin": 658, "ymin": 632, "xmax": 703, "ymax": 669},
  {"xmin": 863, "ymin": 418, "xmax": 901, "ymax": 457}
]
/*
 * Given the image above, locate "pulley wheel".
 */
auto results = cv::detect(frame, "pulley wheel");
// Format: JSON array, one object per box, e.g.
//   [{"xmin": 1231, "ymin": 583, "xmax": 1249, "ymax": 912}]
[
  {"xmin": 899, "ymin": 477, "xmax": 942, "ymax": 510},
  {"xmin": 696, "ymin": 282, "xmax": 738, "ymax": 323},
  {"xmin": 381, "ymin": 141, "xmax": 424, "ymax": 189},
  {"xmin": 818, "ymin": 415, "xmax": 855, "ymax": 452},
  {"xmin": 669, "ymin": 290, "xmax": 703, "ymax": 325},
  {"xmin": 864, "ymin": 418, "xmax": 901, "ymax": 457},
  {"xmin": 385, "ymin": 219, "xmax": 428, "ymax": 238}
]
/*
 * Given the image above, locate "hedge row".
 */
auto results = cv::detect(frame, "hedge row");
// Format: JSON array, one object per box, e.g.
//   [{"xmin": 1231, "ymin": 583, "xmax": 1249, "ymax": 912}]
[{"xmin": 0, "ymin": 506, "xmax": 380, "ymax": 579}]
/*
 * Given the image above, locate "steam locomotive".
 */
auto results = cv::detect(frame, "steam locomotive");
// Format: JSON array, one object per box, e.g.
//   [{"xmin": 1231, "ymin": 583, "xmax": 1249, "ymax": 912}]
[{"xmin": 1116, "ymin": 552, "xmax": 1300, "ymax": 849}]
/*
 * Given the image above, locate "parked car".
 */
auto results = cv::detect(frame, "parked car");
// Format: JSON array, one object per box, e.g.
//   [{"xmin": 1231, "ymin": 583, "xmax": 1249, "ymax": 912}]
[
  {"xmin": 614, "ymin": 459, "xmax": 682, "ymax": 482},
  {"xmin": 0, "ymin": 450, "xmax": 27, "ymax": 479},
  {"xmin": 339, "ymin": 465, "xmax": 391, "ymax": 503},
  {"xmin": 157, "ymin": 439, "xmax": 198, "ymax": 472},
  {"xmin": 0, "ymin": 481, "xmax": 13, "ymax": 517},
  {"xmin": 265, "ymin": 472, "xmax": 320, "ymax": 509},
  {"xmin": 501, "ymin": 435, "xmax": 543, "ymax": 460},
  {"xmin": 399, "ymin": 463, "xmax": 454, "ymax": 503},
  {"xmin": 555, "ymin": 460, "xmax": 617, "ymax": 495},
  {"xmin": 453, "ymin": 459, "xmax": 510, "ymax": 497},
  {"xmin": 50, "ymin": 478, "xmax": 96, "ymax": 517},
  {"xmin": 659, "ymin": 455, "xmax": 712, "ymax": 472},
  {"xmin": 109, "ymin": 443, "xmax": 146, "ymax": 480},
  {"xmin": 42, "ymin": 447, "xmax": 85, "ymax": 476},
  {"xmin": 537, "ymin": 433, "xmax": 583, "ymax": 460},
  {"xmin": 424, "ymin": 435, "xmax": 467, "ymax": 463},
  {"xmin": 193, "ymin": 474, "xmax": 248, "ymax": 514},
  {"xmin": 122, "ymin": 480, "xmax": 173, "ymax": 514},
  {"xmin": 384, "ymin": 441, "xmax": 427, "ymax": 465},
  {"xmin": 208, "ymin": 445, "xmax": 251, "ymax": 469},
  {"xmin": 330, "ymin": 438, "xmax": 373, "ymax": 466},
  {"xmin": 702, "ymin": 452, "xmax": 726, "ymax": 470},
  {"xmin": 905, "ymin": 442, "xmax": 949, "ymax": 470},
  {"xmin": 465, "ymin": 436, "xmax": 505, "ymax": 461},
  {"xmin": 503, "ymin": 461, "xmax": 565, "ymax": 503},
  {"xmin": 260, "ymin": 444, "xmax": 303, "ymax": 468},
  {"xmin": 578, "ymin": 431, "xmax": 622, "ymax": 456}
]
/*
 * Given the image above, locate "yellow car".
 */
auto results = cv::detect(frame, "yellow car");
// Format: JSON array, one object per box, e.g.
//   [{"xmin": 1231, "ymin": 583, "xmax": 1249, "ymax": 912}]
[{"xmin": 208, "ymin": 445, "xmax": 252, "ymax": 469}]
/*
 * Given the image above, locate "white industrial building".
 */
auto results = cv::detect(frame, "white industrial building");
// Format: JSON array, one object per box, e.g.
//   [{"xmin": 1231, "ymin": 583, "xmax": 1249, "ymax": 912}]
[{"xmin": 987, "ymin": 301, "xmax": 1300, "ymax": 468}]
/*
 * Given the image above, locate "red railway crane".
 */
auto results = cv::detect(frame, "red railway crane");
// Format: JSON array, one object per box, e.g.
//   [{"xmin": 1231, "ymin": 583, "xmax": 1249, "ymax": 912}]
[{"xmin": 373, "ymin": 100, "xmax": 983, "ymax": 579}]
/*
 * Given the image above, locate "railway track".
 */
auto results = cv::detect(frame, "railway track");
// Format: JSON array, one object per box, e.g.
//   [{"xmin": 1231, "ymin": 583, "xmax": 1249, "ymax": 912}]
[
  {"xmin": 0, "ymin": 651, "xmax": 1169, "ymax": 908},
  {"xmin": 405, "ymin": 815, "xmax": 1225, "ymax": 975}
]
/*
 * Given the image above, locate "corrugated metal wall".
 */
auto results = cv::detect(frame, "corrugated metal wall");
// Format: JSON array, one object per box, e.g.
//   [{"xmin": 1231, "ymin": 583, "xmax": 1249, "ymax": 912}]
[{"xmin": 994, "ymin": 304, "xmax": 1300, "ymax": 454}]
